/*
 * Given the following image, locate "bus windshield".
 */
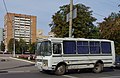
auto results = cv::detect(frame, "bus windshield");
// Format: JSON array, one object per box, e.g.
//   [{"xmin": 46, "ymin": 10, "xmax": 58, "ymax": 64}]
[{"xmin": 36, "ymin": 41, "xmax": 52, "ymax": 56}]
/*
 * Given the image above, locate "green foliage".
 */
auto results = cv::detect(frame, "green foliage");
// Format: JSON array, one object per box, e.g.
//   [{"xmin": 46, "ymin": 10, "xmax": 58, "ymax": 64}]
[
  {"xmin": 15, "ymin": 39, "xmax": 20, "ymax": 54},
  {"xmin": 50, "ymin": 4, "xmax": 98, "ymax": 38},
  {"xmin": 8, "ymin": 38, "xmax": 14, "ymax": 53},
  {"xmin": 8, "ymin": 38, "xmax": 35, "ymax": 54},
  {"xmin": 29, "ymin": 43, "xmax": 36, "ymax": 54},
  {"xmin": 8, "ymin": 38, "xmax": 20, "ymax": 54},
  {"xmin": 19, "ymin": 39, "xmax": 26, "ymax": 54},
  {"xmin": 99, "ymin": 12, "xmax": 120, "ymax": 54},
  {"xmin": 0, "ymin": 41, "xmax": 5, "ymax": 51}
]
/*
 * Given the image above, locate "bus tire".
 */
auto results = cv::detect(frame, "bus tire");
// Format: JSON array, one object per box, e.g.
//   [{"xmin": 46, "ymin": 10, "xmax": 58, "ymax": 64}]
[
  {"xmin": 55, "ymin": 64, "xmax": 66, "ymax": 75},
  {"xmin": 93, "ymin": 63, "xmax": 103, "ymax": 73}
]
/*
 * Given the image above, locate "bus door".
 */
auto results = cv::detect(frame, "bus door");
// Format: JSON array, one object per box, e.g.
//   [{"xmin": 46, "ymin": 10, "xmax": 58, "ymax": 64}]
[{"xmin": 53, "ymin": 43, "xmax": 62, "ymax": 58}]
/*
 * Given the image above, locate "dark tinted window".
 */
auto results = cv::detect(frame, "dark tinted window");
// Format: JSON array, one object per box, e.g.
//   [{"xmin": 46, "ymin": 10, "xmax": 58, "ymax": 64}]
[
  {"xmin": 101, "ymin": 42, "xmax": 111, "ymax": 54},
  {"xmin": 90, "ymin": 41, "xmax": 100, "ymax": 54},
  {"xmin": 53, "ymin": 43, "xmax": 61, "ymax": 54},
  {"xmin": 63, "ymin": 41, "xmax": 76, "ymax": 54},
  {"xmin": 77, "ymin": 41, "xmax": 89, "ymax": 54}
]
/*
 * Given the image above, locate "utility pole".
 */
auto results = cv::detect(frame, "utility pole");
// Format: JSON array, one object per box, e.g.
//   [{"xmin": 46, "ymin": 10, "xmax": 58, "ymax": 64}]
[{"xmin": 69, "ymin": 0, "xmax": 73, "ymax": 38}]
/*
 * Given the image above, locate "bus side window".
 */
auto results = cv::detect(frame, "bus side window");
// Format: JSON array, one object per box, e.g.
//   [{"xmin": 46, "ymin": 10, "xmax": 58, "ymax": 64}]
[
  {"xmin": 53, "ymin": 43, "xmax": 61, "ymax": 54},
  {"xmin": 101, "ymin": 42, "xmax": 111, "ymax": 54}
]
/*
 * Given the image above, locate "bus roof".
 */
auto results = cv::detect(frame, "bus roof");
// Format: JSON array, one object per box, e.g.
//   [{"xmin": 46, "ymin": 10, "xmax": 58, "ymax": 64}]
[{"xmin": 39, "ymin": 38, "xmax": 113, "ymax": 43}]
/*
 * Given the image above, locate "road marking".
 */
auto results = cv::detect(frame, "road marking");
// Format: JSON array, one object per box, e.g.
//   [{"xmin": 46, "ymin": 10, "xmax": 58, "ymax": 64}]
[
  {"xmin": 63, "ymin": 75, "xmax": 78, "ymax": 78},
  {"xmin": 100, "ymin": 76, "xmax": 120, "ymax": 78},
  {"xmin": 9, "ymin": 57, "xmax": 35, "ymax": 64}
]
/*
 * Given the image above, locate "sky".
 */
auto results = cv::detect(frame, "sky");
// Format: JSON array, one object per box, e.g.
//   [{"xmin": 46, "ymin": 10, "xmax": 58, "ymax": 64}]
[{"xmin": 0, "ymin": 0, "xmax": 120, "ymax": 35}]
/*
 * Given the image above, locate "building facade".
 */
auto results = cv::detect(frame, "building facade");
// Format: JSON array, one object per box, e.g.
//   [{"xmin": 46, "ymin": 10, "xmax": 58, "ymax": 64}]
[
  {"xmin": 4, "ymin": 13, "xmax": 36, "ymax": 51},
  {"xmin": 37, "ymin": 29, "xmax": 43, "ymax": 38},
  {"xmin": 36, "ymin": 29, "xmax": 48, "ymax": 40},
  {"xmin": 48, "ymin": 32, "xmax": 55, "ymax": 38}
]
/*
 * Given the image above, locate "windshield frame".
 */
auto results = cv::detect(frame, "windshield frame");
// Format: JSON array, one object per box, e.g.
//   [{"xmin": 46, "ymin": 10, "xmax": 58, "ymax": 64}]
[{"xmin": 36, "ymin": 41, "xmax": 52, "ymax": 56}]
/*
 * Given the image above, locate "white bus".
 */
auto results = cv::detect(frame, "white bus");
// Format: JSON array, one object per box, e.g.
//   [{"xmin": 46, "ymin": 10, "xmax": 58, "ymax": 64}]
[{"xmin": 35, "ymin": 38, "xmax": 115, "ymax": 75}]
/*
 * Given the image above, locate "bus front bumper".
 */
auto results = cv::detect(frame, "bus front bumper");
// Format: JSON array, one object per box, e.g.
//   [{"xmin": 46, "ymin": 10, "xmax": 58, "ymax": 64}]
[
  {"xmin": 35, "ymin": 62, "xmax": 43, "ymax": 71},
  {"xmin": 35, "ymin": 62, "xmax": 55, "ymax": 71}
]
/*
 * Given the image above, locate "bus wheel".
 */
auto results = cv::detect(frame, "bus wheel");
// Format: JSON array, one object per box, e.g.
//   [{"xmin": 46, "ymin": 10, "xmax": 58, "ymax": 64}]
[
  {"xmin": 55, "ymin": 64, "xmax": 66, "ymax": 75},
  {"xmin": 93, "ymin": 63, "xmax": 103, "ymax": 73}
]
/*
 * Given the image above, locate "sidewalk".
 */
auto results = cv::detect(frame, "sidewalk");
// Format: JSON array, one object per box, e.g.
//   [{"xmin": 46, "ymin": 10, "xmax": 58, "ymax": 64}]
[
  {"xmin": 0, "ymin": 54, "xmax": 38, "ymax": 73},
  {"xmin": 10, "ymin": 57, "xmax": 35, "ymax": 64}
]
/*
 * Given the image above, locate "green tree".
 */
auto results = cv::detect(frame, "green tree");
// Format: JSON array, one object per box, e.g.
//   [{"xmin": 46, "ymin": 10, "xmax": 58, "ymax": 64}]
[
  {"xmin": 8, "ymin": 38, "xmax": 14, "ymax": 53},
  {"xmin": 8, "ymin": 38, "xmax": 22, "ymax": 54},
  {"xmin": 88, "ymin": 26, "xmax": 100, "ymax": 39},
  {"xmin": 29, "ymin": 43, "xmax": 36, "ymax": 54},
  {"xmin": 18, "ymin": 39, "xmax": 27, "ymax": 54},
  {"xmin": 99, "ymin": 12, "xmax": 120, "ymax": 54},
  {"xmin": 15, "ymin": 39, "xmax": 21, "ymax": 54},
  {"xmin": 7, "ymin": 38, "xmax": 35, "ymax": 54},
  {"xmin": 50, "ymin": 4, "xmax": 98, "ymax": 38},
  {"xmin": 0, "ymin": 41, "xmax": 5, "ymax": 51}
]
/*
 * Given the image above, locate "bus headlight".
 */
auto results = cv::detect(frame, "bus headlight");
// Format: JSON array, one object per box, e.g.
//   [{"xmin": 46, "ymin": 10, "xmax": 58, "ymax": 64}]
[{"xmin": 43, "ymin": 60, "xmax": 48, "ymax": 66}]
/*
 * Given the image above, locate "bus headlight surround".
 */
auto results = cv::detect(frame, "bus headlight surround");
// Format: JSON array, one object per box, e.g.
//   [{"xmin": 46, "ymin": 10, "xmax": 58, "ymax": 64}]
[{"xmin": 43, "ymin": 60, "xmax": 48, "ymax": 66}]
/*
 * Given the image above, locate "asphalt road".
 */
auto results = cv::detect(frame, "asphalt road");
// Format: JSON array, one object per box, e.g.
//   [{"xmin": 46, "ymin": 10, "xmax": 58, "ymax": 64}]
[
  {"xmin": 1, "ymin": 54, "xmax": 120, "ymax": 78},
  {"xmin": 0, "ymin": 68, "xmax": 120, "ymax": 78}
]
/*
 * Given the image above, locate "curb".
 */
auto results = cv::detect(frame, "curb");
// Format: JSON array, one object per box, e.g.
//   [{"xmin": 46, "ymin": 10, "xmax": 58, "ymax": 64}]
[{"xmin": 9, "ymin": 57, "xmax": 35, "ymax": 64}]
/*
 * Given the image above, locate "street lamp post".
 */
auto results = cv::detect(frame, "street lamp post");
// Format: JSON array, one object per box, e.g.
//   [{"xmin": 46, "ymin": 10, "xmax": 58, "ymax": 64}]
[{"xmin": 13, "ymin": 17, "xmax": 15, "ymax": 57}]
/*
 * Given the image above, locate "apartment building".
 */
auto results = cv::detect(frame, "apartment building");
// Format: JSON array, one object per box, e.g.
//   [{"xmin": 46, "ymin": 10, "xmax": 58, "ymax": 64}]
[{"xmin": 4, "ymin": 13, "xmax": 36, "ymax": 51}]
